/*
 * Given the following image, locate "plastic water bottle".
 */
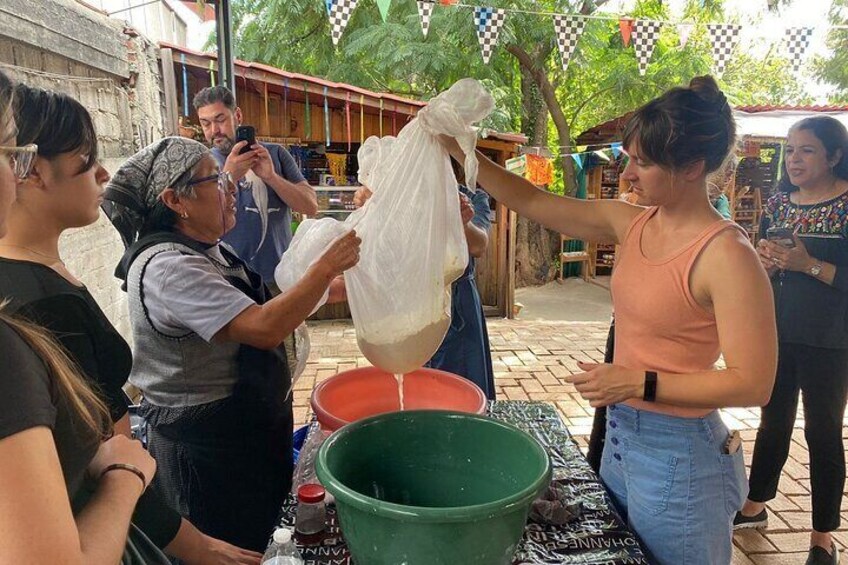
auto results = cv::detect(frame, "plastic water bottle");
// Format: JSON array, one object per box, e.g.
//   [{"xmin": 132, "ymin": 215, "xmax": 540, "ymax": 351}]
[{"xmin": 261, "ymin": 528, "xmax": 304, "ymax": 565}]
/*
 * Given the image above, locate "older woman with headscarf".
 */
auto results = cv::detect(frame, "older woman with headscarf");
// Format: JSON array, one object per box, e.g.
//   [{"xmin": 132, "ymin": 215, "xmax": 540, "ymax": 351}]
[{"xmin": 103, "ymin": 137, "xmax": 360, "ymax": 551}]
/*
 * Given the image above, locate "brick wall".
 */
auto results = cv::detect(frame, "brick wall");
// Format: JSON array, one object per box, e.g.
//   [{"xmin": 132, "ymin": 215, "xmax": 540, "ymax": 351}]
[{"xmin": 0, "ymin": 0, "xmax": 166, "ymax": 340}]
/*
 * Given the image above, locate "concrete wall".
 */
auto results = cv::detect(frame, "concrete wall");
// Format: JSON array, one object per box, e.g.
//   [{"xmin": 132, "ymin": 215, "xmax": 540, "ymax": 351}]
[
  {"xmin": 88, "ymin": 0, "xmax": 189, "ymax": 47},
  {"xmin": 0, "ymin": 0, "xmax": 167, "ymax": 339}
]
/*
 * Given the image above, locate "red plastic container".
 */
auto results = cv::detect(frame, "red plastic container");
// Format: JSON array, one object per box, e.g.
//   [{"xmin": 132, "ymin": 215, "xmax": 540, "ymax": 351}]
[{"xmin": 310, "ymin": 367, "xmax": 487, "ymax": 432}]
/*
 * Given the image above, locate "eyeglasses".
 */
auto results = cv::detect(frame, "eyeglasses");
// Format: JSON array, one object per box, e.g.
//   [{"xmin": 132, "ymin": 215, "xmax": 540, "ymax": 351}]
[
  {"xmin": 0, "ymin": 144, "xmax": 37, "ymax": 180},
  {"xmin": 185, "ymin": 170, "xmax": 234, "ymax": 194}
]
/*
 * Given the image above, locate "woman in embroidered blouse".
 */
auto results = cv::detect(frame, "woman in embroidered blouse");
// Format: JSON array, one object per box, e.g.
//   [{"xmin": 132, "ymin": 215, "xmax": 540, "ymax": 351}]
[{"xmin": 735, "ymin": 116, "xmax": 848, "ymax": 565}]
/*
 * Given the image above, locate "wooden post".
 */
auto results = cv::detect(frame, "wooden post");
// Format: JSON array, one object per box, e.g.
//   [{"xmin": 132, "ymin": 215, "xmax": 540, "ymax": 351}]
[
  {"xmin": 159, "ymin": 48, "xmax": 179, "ymax": 136},
  {"xmin": 507, "ymin": 209, "xmax": 517, "ymax": 319}
]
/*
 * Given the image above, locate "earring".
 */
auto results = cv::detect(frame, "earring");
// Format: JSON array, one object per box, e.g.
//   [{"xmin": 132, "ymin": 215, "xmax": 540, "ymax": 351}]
[{"xmin": 180, "ymin": 211, "xmax": 189, "ymax": 219}]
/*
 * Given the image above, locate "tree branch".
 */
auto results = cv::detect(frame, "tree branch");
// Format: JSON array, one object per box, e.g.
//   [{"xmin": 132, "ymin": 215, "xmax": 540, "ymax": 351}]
[
  {"xmin": 569, "ymin": 84, "xmax": 619, "ymax": 130},
  {"xmin": 506, "ymin": 43, "xmax": 576, "ymax": 191}
]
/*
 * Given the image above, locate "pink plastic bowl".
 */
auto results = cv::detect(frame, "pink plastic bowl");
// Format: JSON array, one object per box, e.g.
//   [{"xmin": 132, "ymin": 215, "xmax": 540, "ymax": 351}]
[{"xmin": 310, "ymin": 367, "xmax": 487, "ymax": 432}]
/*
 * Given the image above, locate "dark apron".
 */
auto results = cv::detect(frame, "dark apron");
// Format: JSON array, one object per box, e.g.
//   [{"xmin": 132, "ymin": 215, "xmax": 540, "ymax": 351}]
[
  {"xmin": 132, "ymin": 234, "xmax": 293, "ymax": 552},
  {"xmin": 425, "ymin": 266, "xmax": 496, "ymax": 401}
]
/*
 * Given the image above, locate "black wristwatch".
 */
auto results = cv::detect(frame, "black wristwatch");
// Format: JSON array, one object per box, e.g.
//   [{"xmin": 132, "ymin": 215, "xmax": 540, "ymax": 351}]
[{"xmin": 643, "ymin": 371, "xmax": 658, "ymax": 402}]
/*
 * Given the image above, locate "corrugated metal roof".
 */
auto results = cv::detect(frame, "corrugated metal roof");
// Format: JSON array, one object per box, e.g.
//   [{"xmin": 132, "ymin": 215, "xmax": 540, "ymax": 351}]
[
  {"xmin": 577, "ymin": 105, "xmax": 848, "ymax": 144},
  {"xmin": 164, "ymin": 42, "xmax": 527, "ymax": 144}
]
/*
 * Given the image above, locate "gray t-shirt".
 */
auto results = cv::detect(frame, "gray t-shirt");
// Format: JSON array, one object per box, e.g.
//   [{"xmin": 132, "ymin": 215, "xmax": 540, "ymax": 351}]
[{"xmin": 142, "ymin": 245, "xmax": 255, "ymax": 341}]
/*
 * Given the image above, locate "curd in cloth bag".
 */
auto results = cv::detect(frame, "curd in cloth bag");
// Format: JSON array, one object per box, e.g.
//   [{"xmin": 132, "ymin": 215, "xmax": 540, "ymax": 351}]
[
  {"xmin": 273, "ymin": 78, "xmax": 494, "ymax": 374},
  {"xmin": 345, "ymin": 78, "xmax": 494, "ymax": 373}
]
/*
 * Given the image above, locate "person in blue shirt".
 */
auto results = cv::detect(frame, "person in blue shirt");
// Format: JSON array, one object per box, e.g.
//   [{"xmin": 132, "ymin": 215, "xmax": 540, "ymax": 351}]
[
  {"xmin": 192, "ymin": 86, "xmax": 318, "ymax": 288},
  {"xmin": 354, "ymin": 182, "xmax": 496, "ymax": 400}
]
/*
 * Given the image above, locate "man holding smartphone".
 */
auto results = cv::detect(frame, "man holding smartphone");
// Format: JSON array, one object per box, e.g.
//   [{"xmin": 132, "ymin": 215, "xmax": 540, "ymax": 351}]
[{"xmin": 193, "ymin": 85, "xmax": 318, "ymax": 289}]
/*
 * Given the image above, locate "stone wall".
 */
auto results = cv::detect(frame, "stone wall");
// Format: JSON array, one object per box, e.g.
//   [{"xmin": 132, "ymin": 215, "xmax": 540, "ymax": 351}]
[{"xmin": 0, "ymin": 0, "xmax": 167, "ymax": 339}]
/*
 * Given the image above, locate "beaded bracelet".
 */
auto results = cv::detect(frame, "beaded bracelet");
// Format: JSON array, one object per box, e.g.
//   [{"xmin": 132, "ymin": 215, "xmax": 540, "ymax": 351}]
[{"xmin": 100, "ymin": 463, "xmax": 147, "ymax": 491}]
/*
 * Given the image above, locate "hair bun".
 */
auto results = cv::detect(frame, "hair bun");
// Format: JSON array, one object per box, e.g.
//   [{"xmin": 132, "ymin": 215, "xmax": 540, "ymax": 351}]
[{"xmin": 689, "ymin": 75, "xmax": 727, "ymax": 109}]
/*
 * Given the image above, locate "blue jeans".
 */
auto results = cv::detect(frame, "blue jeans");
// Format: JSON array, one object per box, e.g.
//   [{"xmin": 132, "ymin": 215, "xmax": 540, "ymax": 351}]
[{"xmin": 600, "ymin": 404, "xmax": 747, "ymax": 565}]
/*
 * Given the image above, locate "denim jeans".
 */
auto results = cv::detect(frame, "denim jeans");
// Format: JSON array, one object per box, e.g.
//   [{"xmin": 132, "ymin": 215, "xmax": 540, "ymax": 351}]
[{"xmin": 600, "ymin": 404, "xmax": 747, "ymax": 565}]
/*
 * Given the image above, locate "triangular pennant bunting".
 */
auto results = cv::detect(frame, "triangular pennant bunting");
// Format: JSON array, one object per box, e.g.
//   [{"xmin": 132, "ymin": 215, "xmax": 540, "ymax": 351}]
[
  {"xmin": 325, "ymin": 0, "xmax": 333, "ymax": 16},
  {"xmin": 328, "ymin": 0, "xmax": 359, "ymax": 46},
  {"xmin": 611, "ymin": 142, "xmax": 623, "ymax": 158},
  {"xmin": 417, "ymin": 0, "xmax": 433, "ymax": 37},
  {"xmin": 677, "ymin": 23, "xmax": 693, "ymax": 49},
  {"xmin": 619, "ymin": 18, "xmax": 634, "ymax": 48},
  {"xmin": 707, "ymin": 23, "xmax": 741, "ymax": 78},
  {"xmin": 784, "ymin": 27, "xmax": 813, "ymax": 73},
  {"xmin": 552, "ymin": 15, "xmax": 586, "ymax": 72},
  {"xmin": 594, "ymin": 149, "xmax": 611, "ymax": 162},
  {"xmin": 571, "ymin": 153, "xmax": 583, "ymax": 171},
  {"xmin": 474, "ymin": 7, "xmax": 507, "ymax": 64},
  {"xmin": 632, "ymin": 20, "xmax": 661, "ymax": 76},
  {"xmin": 376, "ymin": 0, "xmax": 391, "ymax": 22}
]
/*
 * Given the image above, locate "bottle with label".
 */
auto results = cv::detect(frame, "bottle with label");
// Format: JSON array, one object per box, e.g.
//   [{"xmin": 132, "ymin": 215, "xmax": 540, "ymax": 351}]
[{"xmin": 261, "ymin": 528, "xmax": 304, "ymax": 565}]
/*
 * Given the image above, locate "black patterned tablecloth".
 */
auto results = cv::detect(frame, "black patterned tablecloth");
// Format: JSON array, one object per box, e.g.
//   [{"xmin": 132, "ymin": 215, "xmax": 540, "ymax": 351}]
[{"xmin": 274, "ymin": 400, "xmax": 649, "ymax": 565}]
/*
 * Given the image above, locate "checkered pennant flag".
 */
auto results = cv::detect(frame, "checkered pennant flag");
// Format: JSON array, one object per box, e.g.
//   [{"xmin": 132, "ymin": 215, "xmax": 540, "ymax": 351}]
[
  {"xmin": 417, "ymin": 0, "xmax": 434, "ymax": 37},
  {"xmin": 552, "ymin": 15, "xmax": 585, "ymax": 72},
  {"xmin": 474, "ymin": 7, "xmax": 507, "ymax": 64},
  {"xmin": 707, "ymin": 23, "xmax": 741, "ymax": 78},
  {"xmin": 784, "ymin": 27, "xmax": 813, "ymax": 73},
  {"xmin": 327, "ymin": 0, "xmax": 359, "ymax": 46},
  {"xmin": 632, "ymin": 20, "xmax": 661, "ymax": 76}
]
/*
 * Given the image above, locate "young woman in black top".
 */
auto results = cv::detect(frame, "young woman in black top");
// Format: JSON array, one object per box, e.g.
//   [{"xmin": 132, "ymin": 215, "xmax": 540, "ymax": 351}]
[
  {"xmin": 0, "ymin": 69, "xmax": 162, "ymax": 564},
  {"xmin": 735, "ymin": 116, "xmax": 848, "ymax": 565},
  {"xmin": 0, "ymin": 83, "xmax": 260, "ymax": 563}
]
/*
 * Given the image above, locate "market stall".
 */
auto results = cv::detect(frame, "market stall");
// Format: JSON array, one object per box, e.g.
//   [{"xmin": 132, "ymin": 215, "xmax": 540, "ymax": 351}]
[{"xmin": 159, "ymin": 43, "xmax": 524, "ymax": 319}]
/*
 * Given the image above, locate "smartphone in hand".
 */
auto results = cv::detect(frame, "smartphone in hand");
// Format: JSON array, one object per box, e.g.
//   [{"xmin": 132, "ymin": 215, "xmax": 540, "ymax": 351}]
[
  {"xmin": 766, "ymin": 226, "xmax": 796, "ymax": 249},
  {"xmin": 235, "ymin": 125, "xmax": 256, "ymax": 155}
]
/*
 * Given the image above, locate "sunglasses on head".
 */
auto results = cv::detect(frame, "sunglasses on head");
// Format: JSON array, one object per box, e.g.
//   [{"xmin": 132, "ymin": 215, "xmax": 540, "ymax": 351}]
[{"xmin": 0, "ymin": 144, "xmax": 37, "ymax": 180}]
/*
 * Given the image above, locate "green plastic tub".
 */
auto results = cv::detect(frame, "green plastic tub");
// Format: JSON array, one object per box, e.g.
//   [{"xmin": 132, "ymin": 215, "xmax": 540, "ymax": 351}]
[{"xmin": 315, "ymin": 410, "xmax": 552, "ymax": 565}]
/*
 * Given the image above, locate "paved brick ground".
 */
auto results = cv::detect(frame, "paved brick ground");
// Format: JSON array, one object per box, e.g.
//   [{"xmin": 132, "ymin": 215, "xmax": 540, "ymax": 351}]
[{"xmin": 299, "ymin": 319, "xmax": 848, "ymax": 564}]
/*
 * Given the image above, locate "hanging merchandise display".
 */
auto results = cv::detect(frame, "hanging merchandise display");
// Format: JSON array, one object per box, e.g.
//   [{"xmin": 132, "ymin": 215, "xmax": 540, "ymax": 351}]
[
  {"xmin": 283, "ymin": 78, "xmax": 290, "ymax": 135},
  {"xmin": 180, "ymin": 54, "xmax": 189, "ymax": 117},
  {"xmin": 525, "ymin": 154, "xmax": 554, "ymax": 187},
  {"xmin": 304, "ymin": 83, "xmax": 312, "ymax": 140},
  {"xmin": 326, "ymin": 153, "xmax": 349, "ymax": 186},
  {"xmin": 359, "ymin": 94, "xmax": 365, "ymax": 144},
  {"xmin": 345, "ymin": 92, "xmax": 352, "ymax": 151},
  {"xmin": 323, "ymin": 86, "xmax": 331, "ymax": 146}
]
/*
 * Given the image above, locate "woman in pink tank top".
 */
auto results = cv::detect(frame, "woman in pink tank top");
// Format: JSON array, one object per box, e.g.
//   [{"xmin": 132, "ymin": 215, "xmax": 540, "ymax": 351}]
[{"xmin": 440, "ymin": 76, "xmax": 777, "ymax": 564}]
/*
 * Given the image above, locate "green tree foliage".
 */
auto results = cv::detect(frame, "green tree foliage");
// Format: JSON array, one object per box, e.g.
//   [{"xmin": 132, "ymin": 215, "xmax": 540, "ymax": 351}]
[
  {"xmin": 230, "ymin": 0, "xmax": 808, "ymax": 193},
  {"xmin": 813, "ymin": 0, "xmax": 848, "ymax": 103}
]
